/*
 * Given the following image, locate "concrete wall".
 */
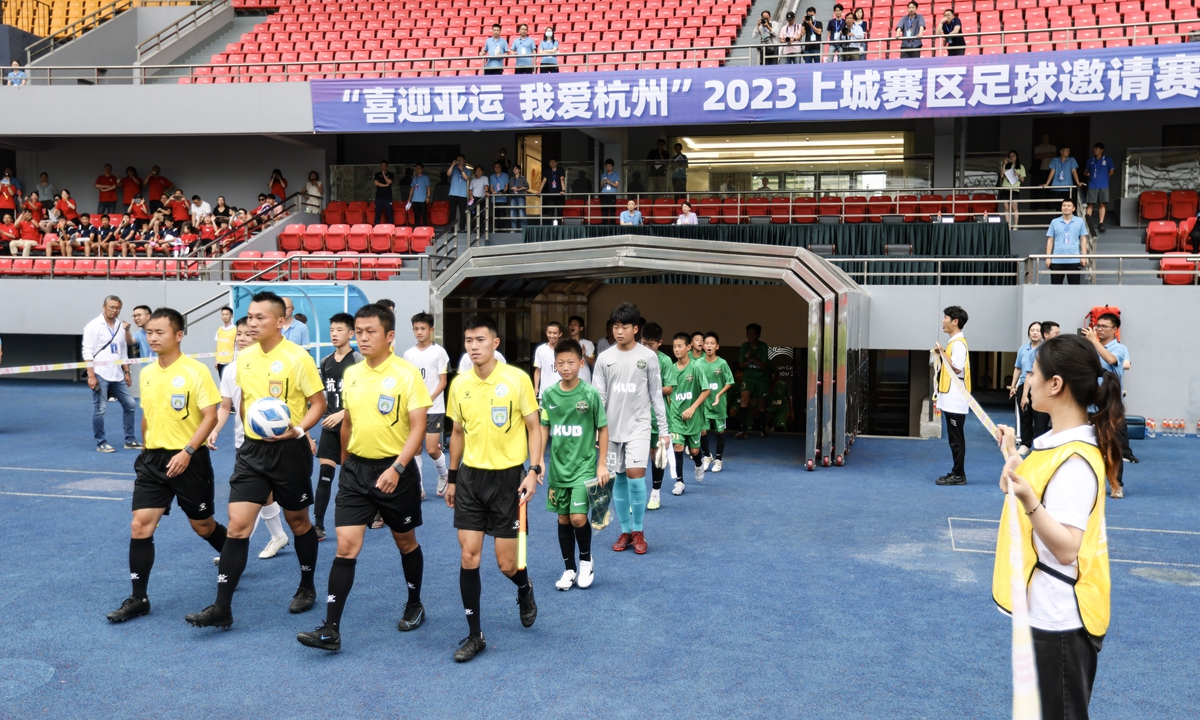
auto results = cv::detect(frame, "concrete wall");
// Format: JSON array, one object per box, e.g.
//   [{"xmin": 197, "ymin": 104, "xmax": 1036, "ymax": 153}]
[
  {"xmin": 30, "ymin": 6, "xmax": 195, "ymax": 71},
  {"xmin": 1, "ymin": 24, "xmax": 40, "ymax": 66}
]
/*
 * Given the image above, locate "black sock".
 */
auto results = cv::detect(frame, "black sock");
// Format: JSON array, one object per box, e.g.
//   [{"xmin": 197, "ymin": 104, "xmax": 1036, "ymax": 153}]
[
  {"xmin": 692, "ymin": 450, "xmax": 703, "ymax": 467},
  {"xmin": 674, "ymin": 450, "xmax": 684, "ymax": 481},
  {"xmin": 509, "ymin": 567, "xmax": 531, "ymax": 597},
  {"xmin": 574, "ymin": 522, "xmax": 592, "ymax": 563},
  {"xmin": 400, "ymin": 545, "xmax": 423, "ymax": 605},
  {"xmin": 741, "ymin": 408, "xmax": 751, "ymax": 433},
  {"xmin": 460, "ymin": 567, "xmax": 482, "ymax": 636},
  {"xmin": 651, "ymin": 461, "xmax": 664, "ymax": 490},
  {"xmin": 214, "ymin": 537, "xmax": 250, "ymax": 608},
  {"xmin": 557, "ymin": 522, "xmax": 577, "ymax": 571},
  {"xmin": 295, "ymin": 526, "xmax": 319, "ymax": 590},
  {"xmin": 314, "ymin": 464, "xmax": 335, "ymax": 527},
  {"xmin": 129, "ymin": 536, "xmax": 154, "ymax": 599},
  {"xmin": 715, "ymin": 432, "xmax": 726, "ymax": 460},
  {"xmin": 325, "ymin": 557, "xmax": 356, "ymax": 626},
  {"xmin": 701, "ymin": 432, "xmax": 711, "ymax": 458},
  {"xmin": 204, "ymin": 523, "xmax": 227, "ymax": 553}
]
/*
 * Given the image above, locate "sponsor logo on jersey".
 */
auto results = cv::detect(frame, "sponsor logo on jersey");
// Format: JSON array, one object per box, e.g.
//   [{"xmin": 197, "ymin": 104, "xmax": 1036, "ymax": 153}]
[
  {"xmin": 378, "ymin": 394, "xmax": 396, "ymax": 414},
  {"xmin": 383, "ymin": 377, "xmax": 397, "ymax": 390},
  {"xmin": 171, "ymin": 393, "xmax": 186, "ymax": 411},
  {"xmin": 271, "ymin": 361, "xmax": 284, "ymax": 373},
  {"xmin": 492, "ymin": 405, "xmax": 509, "ymax": 427},
  {"xmin": 674, "ymin": 391, "xmax": 694, "ymax": 402},
  {"xmin": 496, "ymin": 383, "xmax": 509, "ymax": 397},
  {"xmin": 269, "ymin": 379, "xmax": 284, "ymax": 398},
  {"xmin": 551, "ymin": 424, "xmax": 584, "ymax": 437},
  {"xmin": 172, "ymin": 376, "xmax": 185, "ymax": 388},
  {"xmin": 636, "ymin": 359, "xmax": 648, "ymax": 369},
  {"xmin": 612, "ymin": 382, "xmax": 638, "ymax": 392},
  {"xmin": 575, "ymin": 400, "xmax": 589, "ymax": 413}
]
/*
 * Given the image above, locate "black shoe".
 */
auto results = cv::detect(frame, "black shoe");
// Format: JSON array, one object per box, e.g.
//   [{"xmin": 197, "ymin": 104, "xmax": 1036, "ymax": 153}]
[
  {"xmin": 289, "ymin": 587, "xmax": 317, "ymax": 614},
  {"xmin": 124, "ymin": 441, "xmax": 144, "ymax": 450},
  {"xmin": 185, "ymin": 603, "xmax": 233, "ymax": 628},
  {"xmin": 297, "ymin": 623, "xmax": 341, "ymax": 651},
  {"xmin": 314, "ymin": 526, "xmax": 326, "ymax": 541},
  {"xmin": 517, "ymin": 579, "xmax": 537, "ymax": 628},
  {"xmin": 1098, "ymin": 223, "xmax": 1106, "ymax": 233},
  {"xmin": 107, "ymin": 595, "xmax": 150, "ymax": 622},
  {"xmin": 936, "ymin": 474, "xmax": 967, "ymax": 486},
  {"xmin": 734, "ymin": 432, "xmax": 748, "ymax": 439},
  {"xmin": 454, "ymin": 634, "xmax": 487, "ymax": 662},
  {"xmin": 1124, "ymin": 454, "xmax": 1139, "ymax": 464},
  {"xmin": 397, "ymin": 601, "xmax": 425, "ymax": 632}
]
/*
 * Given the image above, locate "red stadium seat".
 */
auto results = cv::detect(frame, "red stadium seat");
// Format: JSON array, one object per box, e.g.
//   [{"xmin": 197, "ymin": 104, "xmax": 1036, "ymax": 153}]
[
  {"xmin": 769, "ymin": 197, "xmax": 791, "ymax": 224},
  {"xmin": 1145, "ymin": 220, "xmax": 1178, "ymax": 252},
  {"xmin": 259, "ymin": 251, "xmax": 287, "ymax": 280},
  {"xmin": 392, "ymin": 226, "xmax": 412, "ymax": 253},
  {"xmin": 279, "ymin": 223, "xmax": 305, "ymax": 251},
  {"xmin": 322, "ymin": 201, "xmax": 346, "ymax": 224},
  {"xmin": 27, "ymin": 258, "xmax": 53, "ymax": 276},
  {"xmin": 745, "ymin": 196, "xmax": 771, "ymax": 222},
  {"xmin": 1160, "ymin": 253, "xmax": 1196, "ymax": 284},
  {"xmin": 695, "ymin": 197, "xmax": 721, "ymax": 223},
  {"xmin": 429, "ymin": 200, "xmax": 449, "ymax": 226},
  {"xmin": 1169, "ymin": 190, "xmax": 1198, "ymax": 221},
  {"xmin": 303, "ymin": 224, "xmax": 327, "ymax": 251},
  {"xmin": 1140, "ymin": 191, "xmax": 1169, "ymax": 220},
  {"xmin": 65, "ymin": 258, "xmax": 92, "ymax": 277},
  {"xmin": 284, "ymin": 251, "xmax": 308, "ymax": 281},
  {"xmin": 344, "ymin": 201, "xmax": 369, "ymax": 224},
  {"xmin": 343, "ymin": 223, "xmax": 370, "ymax": 251},
  {"xmin": 817, "ymin": 196, "xmax": 843, "ymax": 218},
  {"xmin": 918, "ymin": 194, "xmax": 945, "ymax": 221},
  {"xmin": 232, "ymin": 251, "xmax": 261, "ymax": 280},
  {"xmin": 411, "ymin": 226, "xmax": 433, "ymax": 252},
  {"xmin": 1178, "ymin": 217, "xmax": 1198, "ymax": 251},
  {"xmin": 793, "ymin": 196, "xmax": 818, "ymax": 224},
  {"xmin": 972, "ymin": 193, "xmax": 999, "ymax": 215},
  {"xmin": 867, "ymin": 195, "xmax": 895, "ymax": 222},
  {"xmin": 896, "ymin": 195, "xmax": 920, "ymax": 222},
  {"xmin": 720, "ymin": 198, "xmax": 742, "ymax": 224},
  {"xmin": 374, "ymin": 254, "xmax": 404, "ymax": 280},
  {"xmin": 52, "ymin": 258, "xmax": 74, "ymax": 277},
  {"xmin": 653, "ymin": 197, "xmax": 677, "ymax": 224},
  {"xmin": 0, "ymin": 258, "xmax": 13, "ymax": 275},
  {"xmin": 303, "ymin": 251, "xmax": 336, "ymax": 280},
  {"xmin": 335, "ymin": 251, "xmax": 360, "ymax": 280},
  {"xmin": 10, "ymin": 258, "xmax": 33, "ymax": 275},
  {"xmin": 949, "ymin": 194, "xmax": 972, "ymax": 221},
  {"xmin": 842, "ymin": 196, "xmax": 868, "ymax": 223},
  {"xmin": 366, "ymin": 224, "xmax": 392, "ymax": 252}
]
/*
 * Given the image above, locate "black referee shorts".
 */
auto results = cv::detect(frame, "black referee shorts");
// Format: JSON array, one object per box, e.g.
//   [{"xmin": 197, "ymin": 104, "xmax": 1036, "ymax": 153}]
[
  {"xmin": 228, "ymin": 436, "xmax": 314, "ymax": 511},
  {"xmin": 317, "ymin": 421, "xmax": 343, "ymax": 463},
  {"xmin": 132, "ymin": 446, "xmax": 215, "ymax": 520},
  {"xmin": 453, "ymin": 465, "xmax": 523, "ymax": 539},
  {"xmin": 334, "ymin": 455, "xmax": 422, "ymax": 533}
]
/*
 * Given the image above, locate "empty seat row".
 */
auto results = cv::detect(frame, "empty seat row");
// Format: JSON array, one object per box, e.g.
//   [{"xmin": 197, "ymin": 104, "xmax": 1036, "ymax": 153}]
[
  {"xmin": 231, "ymin": 250, "xmax": 405, "ymax": 281},
  {"xmin": 563, "ymin": 194, "xmax": 999, "ymax": 224},
  {"xmin": 0, "ymin": 257, "xmax": 199, "ymax": 278},
  {"xmin": 1145, "ymin": 218, "xmax": 1199, "ymax": 252},
  {"xmin": 1139, "ymin": 189, "xmax": 1198, "ymax": 221},
  {"xmin": 277, "ymin": 223, "xmax": 434, "ymax": 253}
]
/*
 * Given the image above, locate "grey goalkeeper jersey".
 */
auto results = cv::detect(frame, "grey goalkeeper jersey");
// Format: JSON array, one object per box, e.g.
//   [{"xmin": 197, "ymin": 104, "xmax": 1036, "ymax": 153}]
[{"xmin": 592, "ymin": 343, "xmax": 669, "ymax": 443}]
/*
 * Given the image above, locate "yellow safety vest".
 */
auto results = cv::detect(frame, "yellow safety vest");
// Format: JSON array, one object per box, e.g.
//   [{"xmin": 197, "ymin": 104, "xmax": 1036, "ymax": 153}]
[
  {"xmin": 215, "ymin": 325, "xmax": 237, "ymax": 365},
  {"xmin": 992, "ymin": 440, "xmax": 1110, "ymax": 639},
  {"xmin": 937, "ymin": 336, "xmax": 970, "ymax": 394}
]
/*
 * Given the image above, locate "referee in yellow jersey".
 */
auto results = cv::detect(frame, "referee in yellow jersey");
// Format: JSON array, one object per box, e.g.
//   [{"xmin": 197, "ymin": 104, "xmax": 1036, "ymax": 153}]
[
  {"xmin": 446, "ymin": 315, "xmax": 543, "ymax": 663},
  {"xmin": 297, "ymin": 304, "xmax": 432, "ymax": 652},
  {"xmin": 107, "ymin": 308, "xmax": 224, "ymax": 623}
]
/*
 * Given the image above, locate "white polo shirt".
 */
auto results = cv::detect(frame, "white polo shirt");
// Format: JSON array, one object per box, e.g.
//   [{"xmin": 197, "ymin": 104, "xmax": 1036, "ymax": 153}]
[{"xmin": 82, "ymin": 314, "xmax": 128, "ymax": 382}]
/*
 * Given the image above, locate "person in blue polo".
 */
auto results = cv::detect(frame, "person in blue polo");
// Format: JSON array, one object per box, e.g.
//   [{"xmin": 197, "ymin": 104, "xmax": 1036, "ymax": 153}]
[
  {"xmin": 406, "ymin": 163, "xmax": 431, "ymax": 227},
  {"xmin": 445, "ymin": 154, "xmax": 470, "ymax": 230},
  {"xmin": 489, "ymin": 162, "xmax": 510, "ymax": 230},
  {"xmin": 511, "ymin": 24, "xmax": 536, "ymax": 74},
  {"xmin": 482, "ymin": 24, "xmax": 508, "ymax": 76},
  {"xmin": 1082, "ymin": 311, "xmax": 1132, "ymax": 494},
  {"xmin": 1041, "ymin": 145, "xmax": 1080, "ymax": 207},
  {"xmin": 1083, "ymin": 142, "xmax": 1115, "ymax": 233},
  {"xmin": 619, "ymin": 200, "xmax": 643, "ymax": 226},
  {"xmin": 1044, "ymin": 197, "xmax": 1089, "ymax": 285}
]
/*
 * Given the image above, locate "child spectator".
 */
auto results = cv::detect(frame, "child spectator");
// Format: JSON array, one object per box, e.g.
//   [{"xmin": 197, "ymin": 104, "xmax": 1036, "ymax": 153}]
[{"xmin": 129, "ymin": 195, "xmax": 151, "ymax": 229}]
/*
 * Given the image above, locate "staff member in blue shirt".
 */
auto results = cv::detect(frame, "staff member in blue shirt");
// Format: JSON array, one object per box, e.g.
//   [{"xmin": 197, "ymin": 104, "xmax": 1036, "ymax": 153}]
[
  {"xmin": 600, "ymin": 159, "xmax": 620, "ymax": 225},
  {"xmin": 446, "ymin": 155, "xmax": 470, "ymax": 230},
  {"xmin": 407, "ymin": 163, "xmax": 431, "ymax": 227},
  {"xmin": 539, "ymin": 158, "xmax": 566, "ymax": 224},
  {"xmin": 619, "ymin": 200, "xmax": 643, "ymax": 226},
  {"xmin": 1083, "ymin": 142, "xmax": 1115, "ymax": 233},
  {"xmin": 512, "ymin": 24, "xmax": 536, "ymax": 74},
  {"xmin": 1041, "ymin": 145, "xmax": 1080, "ymax": 207},
  {"xmin": 1083, "ymin": 312, "xmax": 1131, "ymax": 495},
  {"xmin": 482, "ymin": 24, "xmax": 508, "ymax": 76},
  {"xmin": 489, "ymin": 162, "xmax": 510, "ymax": 230},
  {"xmin": 538, "ymin": 26, "xmax": 559, "ymax": 73},
  {"xmin": 1045, "ymin": 197, "xmax": 1089, "ymax": 285},
  {"xmin": 1009, "ymin": 321, "xmax": 1042, "ymax": 454}
]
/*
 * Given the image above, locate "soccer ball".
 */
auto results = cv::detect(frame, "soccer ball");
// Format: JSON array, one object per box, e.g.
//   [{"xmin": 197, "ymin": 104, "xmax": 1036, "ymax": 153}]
[{"xmin": 247, "ymin": 397, "xmax": 292, "ymax": 438}]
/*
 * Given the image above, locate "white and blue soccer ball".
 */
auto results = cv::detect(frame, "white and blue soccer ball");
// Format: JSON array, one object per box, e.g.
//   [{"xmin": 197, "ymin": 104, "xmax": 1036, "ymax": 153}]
[{"xmin": 247, "ymin": 397, "xmax": 292, "ymax": 438}]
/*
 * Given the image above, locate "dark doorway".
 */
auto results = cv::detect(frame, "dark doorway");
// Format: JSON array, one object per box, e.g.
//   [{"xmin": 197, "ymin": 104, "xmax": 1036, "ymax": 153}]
[
  {"xmin": 867, "ymin": 350, "xmax": 910, "ymax": 436},
  {"xmin": 388, "ymin": 144, "xmax": 461, "ymax": 165},
  {"xmin": 1162, "ymin": 124, "xmax": 1200, "ymax": 147},
  {"xmin": 1030, "ymin": 116, "xmax": 1091, "ymax": 180}
]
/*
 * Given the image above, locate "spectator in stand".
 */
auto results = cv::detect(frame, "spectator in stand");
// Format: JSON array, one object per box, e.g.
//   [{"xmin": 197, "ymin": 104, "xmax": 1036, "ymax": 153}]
[
  {"xmin": 894, "ymin": 1, "xmax": 926, "ymax": 59},
  {"xmin": 827, "ymin": 4, "xmax": 848, "ymax": 59},
  {"xmin": 1045, "ymin": 198, "xmax": 1089, "ymax": 285},
  {"xmin": 778, "ymin": 12, "xmax": 803, "ymax": 63},
  {"xmin": 469, "ymin": 165, "xmax": 488, "ymax": 219},
  {"xmin": 211, "ymin": 195, "xmax": 232, "ymax": 227},
  {"xmin": 939, "ymin": 9, "xmax": 965, "ymax": 56},
  {"xmin": 510, "ymin": 164, "xmax": 529, "ymax": 229},
  {"xmin": 854, "ymin": 7, "xmax": 870, "ymax": 34},
  {"xmin": 119, "ymin": 167, "xmax": 141, "ymax": 208},
  {"xmin": 35, "ymin": 172, "xmax": 55, "ymax": 204},
  {"xmin": 540, "ymin": 157, "xmax": 567, "ymax": 223},
  {"xmin": 841, "ymin": 16, "xmax": 866, "ymax": 60},
  {"xmin": 407, "ymin": 163, "xmax": 431, "ymax": 226},
  {"xmin": 0, "ymin": 173, "xmax": 18, "ymax": 214},
  {"xmin": 190, "ymin": 194, "xmax": 212, "ymax": 226},
  {"xmin": 647, "ymin": 139, "xmax": 670, "ymax": 196},
  {"xmin": 114, "ymin": 214, "xmax": 136, "ymax": 256},
  {"xmin": 512, "ymin": 24, "xmax": 537, "ymax": 74},
  {"xmin": 268, "ymin": 169, "xmax": 288, "ymax": 201},
  {"xmin": 167, "ymin": 189, "xmax": 191, "ymax": 228},
  {"xmin": 671, "ymin": 142, "xmax": 689, "ymax": 196},
  {"xmin": 494, "ymin": 148, "xmax": 511, "ymax": 174},
  {"xmin": 280, "ymin": 296, "xmax": 310, "ymax": 347},
  {"xmin": 148, "ymin": 193, "xmax": 172, "ymax": 229},
  {"xmin": 676, "ymin": 201, "xmax": 699, "ymax": 225},
  {"xmin": 56, "ymin": 189, "xmax": 80, "ymax": 223},
  {"xmin": 619, "ymin": 199, "xmax": 644, "ymax": 226},
  {"xmin": 0, "ymin": 213, "xmax": 21, "ymax": 255},
  {"xmin": 1001, "ymin": 150, "xmax": 1026, "ymax": 228},
  {"xmin": 10, "ymin": 212, "xmax": 38, "ymax": 256},
  {"xmin": 489, "ymin": 161, "xmax": 510, "ymax": 228},
  {"xmin": 752, "ymin": 11, "xmax": 778, "ymax": 65},
  {"xmin": 1042, "ymin": 146, "xmax": 1080, "ymax": 205},
  {"xmin": 1083, "ymin": 143, "xmax": 1115, "ymax": 233},
  {"xmin": 538, "ymin": 26, "xmax": 559, "ymax": 73},
  {"xmin": 128, "ymin": 194, "xmax": 151, "ymax": 229},
  {"xmin": 483, "ymin": 24, "xmax": 508, "ymax": 75},
  {"xmin": 571, "ymin": 170, "xmax": 591, "ymax": 195},
  {"xmin": 600, "ymin": 158, "xmax": 620, "ymax": 225},
  {"xmin": 94, "ymin": 215, "xmax": 117, "ymax": 257},
  {"xmin": 23, "ymin": 191, "xmax": 51, "ymax": 231},
  {"xmin": 7, "ymin": 60, "xmax": 28, "ymax": 87},
  {"xmin": 302, "ymin": 171, "xmax": 323, "ymax": 214},
  {"xmin": 720, "ymin": 176, "xmax": 737, "ymax": 197},
  {"xmin": 72, "ymin": 214, "xmax": 98, "ymax": 257},
  {"xmin": 95, "ymin": 164, "xmax": 119, "ymax": 215},
  {"xmin": 446, "ymin": 155, "xmax": 470, "ymax": 229},
  {"xmin": 800, "ymin": 7, "xmax": 823, "ymax": 63},
  {"xmin": 2, "ymin": 168, "xmax": 21, "ymax": 194},
  {"xmin": 144, "ymin": 166, "xmax": 173, "ymax": 213},
  {"xmin": 373, "ymin": 160, "xmax": 395, "ymax": 225}
]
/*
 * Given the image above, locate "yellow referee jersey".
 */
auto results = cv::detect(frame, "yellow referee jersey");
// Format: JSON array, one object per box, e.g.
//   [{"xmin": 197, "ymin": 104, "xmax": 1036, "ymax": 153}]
[
  {"xmin": 447, "ymin": 362, "xmax": 538, "ymax": 470},
  {"xmin": 237, "ymin": 338, "xmax": 323, "ymax": 441},
  {"xmin": 343, "ymin": 355, "xmax": 432, "ymax": 459},
  {"xmin": 215, "ymin": 325, "xmax": 236, "ymax": 365},
  {"xmin": 140, "ymin": 354, "xmax": 221, "ymax": 450}
]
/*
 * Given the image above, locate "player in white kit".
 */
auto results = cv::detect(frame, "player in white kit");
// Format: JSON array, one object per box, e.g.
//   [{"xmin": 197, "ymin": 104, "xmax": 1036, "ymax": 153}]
[{"xmin": 403, "ymin": 312, "xmax": 451, "ymax": 496}]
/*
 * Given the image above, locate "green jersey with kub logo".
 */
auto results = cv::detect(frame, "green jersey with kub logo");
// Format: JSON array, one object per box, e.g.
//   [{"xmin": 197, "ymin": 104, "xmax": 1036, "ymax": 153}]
[
  {"xmin": 698, "ymin": 355, "xmax": 733, "ymax": 419},
  {"xmin": 665, "ymin": 360, "xmax": 707, "ymax": 436},
  {"xmin": 539, "ymin": 380, "xmax": 607, "ymax": 488},
  {"xmin": 769, "ymin": 379, "xmax": 790, "ymax": 424},
  {"xmin": 654, "ymin": 350, "xmax": 673, "ymax": 435},
  {"xmin": 739, "ymin": 341, "xmax": 770, "ymax": 382}
]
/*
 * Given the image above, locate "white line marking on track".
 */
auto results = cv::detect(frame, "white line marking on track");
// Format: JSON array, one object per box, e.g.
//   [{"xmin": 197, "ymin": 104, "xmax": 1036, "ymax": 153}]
[
  {"xmin": 948, "ymin": 517, "xmax": 1200, "ymax": 536},
  {"xmin": 0, "ymin": 466, "xmax": 135, "ymax": 476},
  {"xmin": 0, "ymin": 491, "xmax": 126, "ymax": 501},
  {"xmin": 947, "ymin": 517, "xmax": 1200, "ymax": 567}
]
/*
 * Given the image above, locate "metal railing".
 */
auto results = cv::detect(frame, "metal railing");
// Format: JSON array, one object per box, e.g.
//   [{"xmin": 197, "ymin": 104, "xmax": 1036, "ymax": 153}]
[
  {"xmin": 26, "ymin": 0, "xmax": 201, "ymax": 63},
  {"xmin": 824, "ymin": 252, "xmax": 1200, "ymax": 285},
  {"xmin": 1, "ymin": 252, "xmax": 434, "ymax": 281},
  {"xmin": 137, "ymin": 0, "xmax": 230, "ymax": 62},
  {"xmin": 2, "ymin": 0, "xmax": 50, "ymax": 37}
]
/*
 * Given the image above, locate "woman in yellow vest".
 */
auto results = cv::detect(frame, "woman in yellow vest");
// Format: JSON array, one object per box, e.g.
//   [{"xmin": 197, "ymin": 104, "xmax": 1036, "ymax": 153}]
[
  {"xmin": 994, "ymin": 334, "xmax": 1124, "ymax": 720},
  {"xmin": 213, "ymin": 306, "xmax": 236, "ymax": 378}
]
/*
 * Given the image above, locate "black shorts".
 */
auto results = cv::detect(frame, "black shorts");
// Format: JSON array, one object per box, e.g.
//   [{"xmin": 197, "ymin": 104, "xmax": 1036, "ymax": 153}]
[
  {"xmin": 317, "ymin": 421, "xmax": 343, "ymax": 462},
  {"xmin": 132, "ymin": 447, "xmax": 215, "ymax": 520},
  {"xmin": 454, "ymin": 465, "xmax": 523, "ymax": 538},
  {"xmin": 334, "ymin": 455, "xmax": 422, "ymax": 532},
  {"xmin": 228, "ymin": 437, "xmax": 314, "ymax": 511},
  {"xmin": 425, "ymin": 413, "xmax": 445, "ymax": 435}
]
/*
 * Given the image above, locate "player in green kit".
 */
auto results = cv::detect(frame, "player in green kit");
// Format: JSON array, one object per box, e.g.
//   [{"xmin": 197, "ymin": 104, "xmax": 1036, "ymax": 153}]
[
  {"xmin": 768, "ymin": 375, "xmax": 793, "ymax": 431},
  {"xmin": 640, "ymin": 322, "xmax": 674, "ymax": 511},
  {"xmin": 698, "ymin": 331, "xmax": 734, "ymax": 473},
  {"xmin": 539, "ymin": 339, "xmax": 609, "ymax": 591},
  {"xmin": 736, "ymin": 323, "xmax": 771, "ymax": 439},
  {"xmin": 663, "ymin": 333, "xmax": 710, "ymax": 496}
]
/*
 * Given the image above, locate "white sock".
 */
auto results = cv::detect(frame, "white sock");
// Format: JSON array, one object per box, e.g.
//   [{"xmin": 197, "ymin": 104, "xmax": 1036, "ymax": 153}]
[
  {"xmin": 433, "ymin": 450, "xmax": 448, "ymax": 475},
  {"xmin": 666, "ymin": 446, "xmax": 677, "ymax": 479},
  {"xmin": 415, "ymin": 459, "xmax": 424, "ymax": 483},
  {"xmin": 261, "ymin": 501, "xmax": 287, "ymax": 541}
]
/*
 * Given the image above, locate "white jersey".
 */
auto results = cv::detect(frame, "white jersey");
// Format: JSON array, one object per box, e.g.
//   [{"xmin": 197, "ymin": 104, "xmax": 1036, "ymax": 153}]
[
  {"xmin": 574, "ymin": 337, "xmax": 594, "ymax": 384},
  {"xmin": 595, "ymin": 337, "xmax": 612, "ymax": 355},
  {"xmin": 533, "ymin": 343, "xmax": 561, "ymax": 396},
  {"xmin": 218, "ymin": 358, "xmax": 245, "ymax": 448},
  {"xmin": 403, "ymin": 342, "xmax": 450, "ymax": 414},
  {"xmin": 458, "ymin": 350, "xmax": 505, "ymax": 374}
]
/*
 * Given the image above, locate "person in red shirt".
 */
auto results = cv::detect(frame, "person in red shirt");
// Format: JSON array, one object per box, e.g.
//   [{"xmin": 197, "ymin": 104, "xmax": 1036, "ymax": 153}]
[
  {"xmin": 167, "ymin": 190, "xmax": 190, "ymax": 224},
  {"xmin": 0, "ymin": 212, "xmax": 23, "ymax": 256},
  {"xmin": 23, "ymin": 191, "xmax": 55, "ymax": 231},
  {"xmin": 128, "ymin": 194, "xmax": 151, "ymax": 228},
  {"xmin": 268, "ymin": 169, "xmax": 288, "ymax": 201},
  {"xmin": 15, "ymin": 210, "xmax": 43, "ymax": 257},
  {"xmin": 0, "ymin": 181, "xmax": 18, "ymax": 213},
  {"xmin": 119, "ymin": 167, "xmax": 142, "ymax": 207},
  {"xmin": 95, "ymin": 164, "xmax": 119, "ymax": 215},
  {"xmin": 144, "ymin": 166, "xmax": 173, "ymax": 212},
  {"xmin": 56, "ymin": 189, "xmax": 80, "ymax": 222}
]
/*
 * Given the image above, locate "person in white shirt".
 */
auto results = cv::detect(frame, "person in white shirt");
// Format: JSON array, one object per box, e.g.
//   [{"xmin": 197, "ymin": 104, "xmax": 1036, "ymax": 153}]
[
  {"xmin": 676, "ymin": 201, "xmax": 699, "ymax": 225},
  {"xmin": 532, "ymin": 321, "xmax": 564, "ymax": 397},
  {"xmin": 83, "ymin": 295, "xmax": 141, "ymax": 453},
  {"xmin": 594, "ymin": 319, "xmax": 615, "ymax": 356},
  {"xmin": 567, "ymin": 315, "xmax": 594, "ymax": 382},
  {"xmin": 403, "ymin": 311, "xmax": 452, "ymax": 496},
  {"xmin": 190, "ymin": 195, "xmax": 212, "ymax": 226},
  {"xmin": 933, "ymin": 305, "xmax": 969, "ymax": 485}
]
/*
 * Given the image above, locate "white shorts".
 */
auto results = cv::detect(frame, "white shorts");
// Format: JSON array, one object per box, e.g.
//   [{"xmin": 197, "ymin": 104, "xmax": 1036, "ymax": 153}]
[{"xmin": 606, "ymin": 437, "xmax": 650, "ymax": 474}]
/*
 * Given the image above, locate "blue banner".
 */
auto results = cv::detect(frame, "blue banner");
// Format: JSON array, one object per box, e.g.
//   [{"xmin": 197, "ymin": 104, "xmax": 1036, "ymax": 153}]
[{"xmin": 312, "ymin": 44, "xmax": 1200, "ymax": 132}]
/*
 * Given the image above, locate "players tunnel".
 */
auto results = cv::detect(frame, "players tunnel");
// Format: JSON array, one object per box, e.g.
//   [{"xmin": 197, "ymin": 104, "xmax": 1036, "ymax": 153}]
[{"xmin": 429, "ymin": 236, "xmax": 869, "ymax": 471}]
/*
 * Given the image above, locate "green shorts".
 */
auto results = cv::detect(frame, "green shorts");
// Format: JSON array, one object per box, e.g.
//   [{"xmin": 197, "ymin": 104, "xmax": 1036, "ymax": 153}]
[
  {"xmin": 671, "ymin": 431, "xmax": 700, "ymax": 448},
  {"xmin": 742, "ymin": 376, "xmax": 769, "ymax": 400},
  {"xmin": 705, "ymin": 416, "xmax": 727, "ymax": 433},
  {"xmin": 546, "ymin": 484, "xmax": 590, "ymax": 515}
]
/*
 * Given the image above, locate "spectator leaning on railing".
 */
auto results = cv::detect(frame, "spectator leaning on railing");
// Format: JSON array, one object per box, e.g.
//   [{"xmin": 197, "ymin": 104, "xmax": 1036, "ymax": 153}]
[
  {"xmin": 894, "ymin": 1, "xmax": 926, "ymax": 59},
  {"xmin": 1042, "ymin": 145, "xmax": 1080, "ymax": 204},
  {"xmin": 940, "ymin": 9, "xmax": 965, "ymax": 56},
  {"xmin": 7, "ymin": 61, "xmax": 28, "ymax": 87}
]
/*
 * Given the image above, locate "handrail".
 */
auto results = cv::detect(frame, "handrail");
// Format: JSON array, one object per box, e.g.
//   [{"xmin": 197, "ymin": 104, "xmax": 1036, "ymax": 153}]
[
  {"xmin": 189, "ymin": 188, "xmax": 309, "ymax": 258},
  {"xmin": 29, "ymin": 252, "xmax": 433, "ymax": 282},
  {"xmin": 824, "ymin": 253, "xmax": 1200, "ymax": 286},
  {"xmin": 25, "ymin": 0, "xmax": 201, "ymax": 64},
  {"xmin": 137, "ymin": 0, "xmax": 230, "ymax": 62}
]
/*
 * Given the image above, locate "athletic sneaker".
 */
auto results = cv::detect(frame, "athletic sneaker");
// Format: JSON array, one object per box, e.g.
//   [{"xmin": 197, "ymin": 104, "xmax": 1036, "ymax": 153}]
[
  {"xmin": 454, "ymin": 634, "xmax": 487, "ymax": 662},
  {"xmin": 1017, "ymin": 446, "xmax": 1030, "ymax": 457},
  {"xmin": 437, "ymin": 472, "xmax": 449, "ymax": 497},
  {"xmin": 694, "ymin": 462, "xmax": 705, "ymax": 483},
  {"xmin": 314, "ymin": 526, "xmax": 326, "ymax": 541},
  {"xmin": 936, "ymin": 474, "xmax": 967, "ymax": 486},
  {"xmin": 397, "ymin": 601, "xmax": 425, "ymax": 631},
  {"xmin": 106, "ymin": 595, "xmax": 150, "ymax": 622},
  {"xmin": 297, "ymin": 623, "xmax": 341, "ymax": 652},
  {"xmin": 517, "ymin": 580, "xmax": 537, "ymax": 627},
  {"xmin": 612, "ymin": 533, "xmax": 633, "ymax": 552},
  {"xmin": 185, "ymin": 603, "xmax": 233, "ymax": 628},
  {"xmin": 97, "ymin": 442, "xmax": 116, "ymax": 453},
  {"xmin": 577, "ymin": 560, "xmax": 594, "ymax": 588},
  {"xmin": 701, "ymin": 455, "xmax": 712, "ymax": 472},
  {"xmin": 647, "ymin": 488, "xmax": 661, "ymax": 511},
  {"xmin": 556, "ymin": 569, "xmax": 577, "ymax": 591},
  {"xmin": 712, "ymin": 459, "xmax": 723, "ymax": 473},
  {"xmin": 1111, "ymin": 486, "xmax": 1124, "ymax": 499},
  {"xmin": 124, "ymin": 441, "xmax": 144, "ymax": 450},
  {"xmin": 630, "ymin": 531, "xmax": 648, "ymax": 554},
  {"xmin": 672, "ymin": 480, "xmax": 685, "ymax": 496},
  {"xmin": 289, "ymin": 587, "xmax": 317, "ymax": 613},
  {"xmin": 259, "ymin": 535, "xmax": 289, "ymax": 559}
]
